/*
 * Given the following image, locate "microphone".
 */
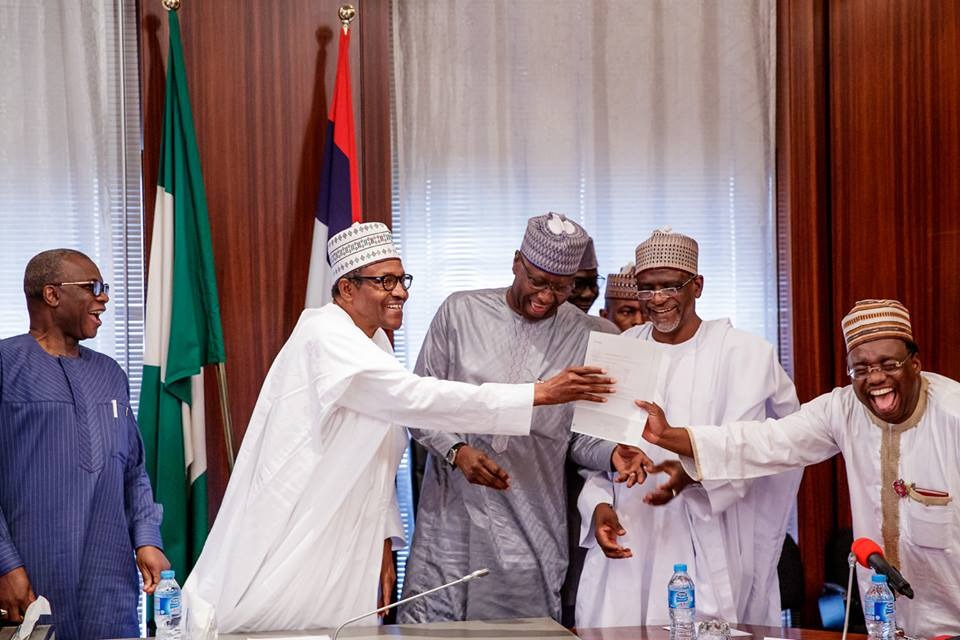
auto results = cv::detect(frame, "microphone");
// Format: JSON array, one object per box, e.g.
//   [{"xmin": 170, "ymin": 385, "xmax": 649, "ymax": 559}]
[
  {"xmin": 331, "ymin": 568, "xmax": 490, "ymax": 640},
  {"xmin": 852, "ymin": 538, "xmax": 915, "ymax": 599}
]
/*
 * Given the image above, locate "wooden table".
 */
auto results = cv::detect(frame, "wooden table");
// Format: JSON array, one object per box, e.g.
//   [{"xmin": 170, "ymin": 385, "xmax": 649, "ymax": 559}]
[{"xmin": 576, "ymin": 624, "xmax": 866, "ymax": 640}]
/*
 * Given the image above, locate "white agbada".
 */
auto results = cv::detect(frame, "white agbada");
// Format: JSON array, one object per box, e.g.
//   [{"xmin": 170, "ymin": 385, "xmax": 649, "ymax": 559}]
[
  {"xmin": 684, "ymin": 372, "xmax": 960, "ymax": 637},
  {"xmin": 183, "ymin": 303, "xmax": 535, "ymax": 633},
  {"xmin": 576, "ymin": 319, "xmax": 802, "ymax": 626}
]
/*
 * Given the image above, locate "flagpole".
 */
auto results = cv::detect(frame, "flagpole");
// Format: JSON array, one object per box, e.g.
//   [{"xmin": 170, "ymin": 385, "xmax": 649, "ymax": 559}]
[
  {"xmin": 161, "ymin": 0, "xmax": 180, "ymax": 11},
  {"xmin": 216, "ymin": 363, "xmax": 236, "ymax": 472}
]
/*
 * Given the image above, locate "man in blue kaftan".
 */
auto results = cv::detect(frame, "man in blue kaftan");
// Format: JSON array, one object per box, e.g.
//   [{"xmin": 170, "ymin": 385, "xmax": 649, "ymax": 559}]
[{"xmin": 0, "ymin": 249, "xmax": 169, "ymax": 640}]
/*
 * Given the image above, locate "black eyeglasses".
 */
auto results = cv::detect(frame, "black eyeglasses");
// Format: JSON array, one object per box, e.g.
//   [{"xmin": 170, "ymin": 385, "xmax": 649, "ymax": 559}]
[
  {"xmin": 636, "ymin": 274, "xmax": 697, "ymax": 300},
  {"xmin": 52, "ymin": 280, "xmax": 110, "ymax": 296},
  {"xmin": 349, "ymin": 273, "xmax": 413, "ymax": 292},
  {"xmin": 517, "ymin": 257, "xmax": 575, "ymax": 295}
]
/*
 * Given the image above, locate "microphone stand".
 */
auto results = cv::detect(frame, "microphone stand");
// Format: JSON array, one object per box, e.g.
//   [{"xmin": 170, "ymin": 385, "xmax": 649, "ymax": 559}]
[
  {"xmin": 331, "ymin": 568, "xmax": 490, "ymax": 640},
  {"xmin": 842, "ymin": 552, "xmax": 855, "ymax": 640}
]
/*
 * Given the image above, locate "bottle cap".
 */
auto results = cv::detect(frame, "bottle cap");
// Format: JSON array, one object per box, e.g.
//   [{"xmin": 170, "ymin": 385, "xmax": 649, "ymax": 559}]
[
  {"xmin": 673, "ymin": 563, "xmax": 687, "ymax": 572},
  {"xmin": 871, "ymin": 574, "xmax": 887, "ymax": 583},
  {"xmin": 160, "ymin": 569, "xmax": 175, "ymax": 579}
]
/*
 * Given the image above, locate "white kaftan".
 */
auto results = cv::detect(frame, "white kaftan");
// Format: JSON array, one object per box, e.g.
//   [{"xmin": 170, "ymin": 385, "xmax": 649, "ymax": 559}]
[
  {"xmin": 183, "ymin": 303, "xmax": 535, "ymax": 633},
  {"xmin": 685, "ymin": 372, "xmax": 960, "ymax": 637},
  {"xmin": 576, "ymin": 319, "xmax": 802, "ymax": 626}
]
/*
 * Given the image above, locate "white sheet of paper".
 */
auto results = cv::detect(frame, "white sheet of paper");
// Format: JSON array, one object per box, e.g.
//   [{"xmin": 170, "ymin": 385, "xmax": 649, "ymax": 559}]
[{"xmin": 572, "ymin": 331, "xmax": 668, "ymax": 447}]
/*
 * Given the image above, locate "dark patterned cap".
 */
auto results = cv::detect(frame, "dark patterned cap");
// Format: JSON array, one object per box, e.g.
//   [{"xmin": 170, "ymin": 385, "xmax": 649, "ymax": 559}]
[
  {"xmin": 842, "ymin": 299, "xmax": 913, "ymax": 352},
  {"xmin": 519, "ymin": 212, "xmax": 589, "ymax": 276},
  {"xmin": 605, "ymin": 263, "xmax": 638, "ymax": 300},
  {"xmin": 578, "ymin": 236, "xmax": 598, "ymax": 270}
]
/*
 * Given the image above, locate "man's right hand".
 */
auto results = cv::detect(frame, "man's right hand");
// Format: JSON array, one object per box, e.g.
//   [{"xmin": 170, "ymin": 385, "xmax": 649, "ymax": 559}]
[
  {"xmin": 454, "ymin": 445, "xmax": 511, "ymax": 490},
  {"xmin": 0, "ymin": 567, "xmax": 36, "ymax": 624},
  {"xmin": 593, "ymin": 503, "xmax": 632, "ymax": 559},
  {"xmin": 533, "ymin": 366, "xmax": 615, "ymax": 405}
]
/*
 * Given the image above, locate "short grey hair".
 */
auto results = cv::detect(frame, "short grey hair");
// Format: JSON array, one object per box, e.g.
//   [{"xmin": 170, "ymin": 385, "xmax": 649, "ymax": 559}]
[{"xmin": 23, "ymin": 249, "xmax": 91, "ymax": 300}]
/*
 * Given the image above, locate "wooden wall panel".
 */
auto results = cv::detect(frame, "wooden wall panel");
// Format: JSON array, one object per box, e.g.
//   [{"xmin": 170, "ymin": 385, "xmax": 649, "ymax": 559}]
[
  {"xmin": 776, "ymin": 0, "xmax": 838, "ymax": 624},
  {"xmin": 138, "ymin": 0, "xmax": 391, "ymax": 519},
  {"xmin": 829, "ymin": 0, "xmax": 960, "ymax": 381},
  {"xmin": 781, "ymin": 0, "xmax": 960, "ymax": 626}
]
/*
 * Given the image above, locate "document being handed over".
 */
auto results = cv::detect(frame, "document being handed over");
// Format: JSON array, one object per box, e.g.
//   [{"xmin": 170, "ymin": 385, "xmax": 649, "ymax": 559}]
[{"xmin": 572, "ymin": 331, "xmax": 668, "ymax": 447}]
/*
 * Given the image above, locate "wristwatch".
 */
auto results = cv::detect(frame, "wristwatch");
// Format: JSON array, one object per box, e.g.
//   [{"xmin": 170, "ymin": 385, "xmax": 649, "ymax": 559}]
[{"xmin": 445, "ymin": 442, "xmax": 467, "ymax": 468}]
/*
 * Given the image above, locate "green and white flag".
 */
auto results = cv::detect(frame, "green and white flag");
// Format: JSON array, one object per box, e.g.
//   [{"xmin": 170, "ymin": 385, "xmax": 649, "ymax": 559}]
[{"xmin": 139, "ymin": 10, "xmax": 226, "ymax": 582}]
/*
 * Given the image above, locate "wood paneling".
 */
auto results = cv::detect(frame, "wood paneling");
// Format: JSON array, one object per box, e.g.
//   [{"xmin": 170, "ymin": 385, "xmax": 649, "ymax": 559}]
[
  {"xmin": 138, "ymin": 0, "xmax": 391, "ymax": 518},
  {"xmin": 829, "ymin": 0, "xmax": 960, "ymax": 381},
  {"xmin": 776, "ymin": 0, "xmax": 838, "ymax": 623},
  {"xmin": 780, "ymin": 0, "xmax": 960, "ymax": 626}
]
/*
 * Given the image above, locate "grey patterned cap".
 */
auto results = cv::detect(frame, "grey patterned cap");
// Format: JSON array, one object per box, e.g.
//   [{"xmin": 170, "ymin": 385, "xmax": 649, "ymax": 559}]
[
  {"xmin": 327, "ymin": 222, "xmax": 402, "ymax": 280},
  {"xmin": 605, "ymin": 262, "xmax": 638, "ymax": 300},
  {"xmin": 519, "ymin": 212, "xmax": 589, "ymax": 276},
  {"xmin": 578, "ymin": 236, "xmax": 598, "ymax": 270},
  {"xmin": 635, "ymin": 226, "xmax": 699, "ymax": 274}
]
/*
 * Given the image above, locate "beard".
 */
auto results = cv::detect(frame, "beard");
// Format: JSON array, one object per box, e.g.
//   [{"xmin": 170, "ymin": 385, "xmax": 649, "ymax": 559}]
[{"xmin": 649, "ymin": 312, "xmax": 681, "ymax": 334}]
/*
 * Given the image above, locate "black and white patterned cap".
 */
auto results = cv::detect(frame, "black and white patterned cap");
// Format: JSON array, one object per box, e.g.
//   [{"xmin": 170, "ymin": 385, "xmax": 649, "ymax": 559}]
[
  {"xmin": 519, "ymin": 212, "xmax": 589, "ymax": 276},
  {"xmin": 327, "ymin": 222, "xmax": 402, "ymax": 280}
]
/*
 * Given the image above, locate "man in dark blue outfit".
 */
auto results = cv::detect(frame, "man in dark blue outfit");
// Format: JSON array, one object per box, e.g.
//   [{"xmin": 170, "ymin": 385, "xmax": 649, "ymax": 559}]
[{"xmin": 0, "ymin": 249, "xmax": 169, "ymax": 640}]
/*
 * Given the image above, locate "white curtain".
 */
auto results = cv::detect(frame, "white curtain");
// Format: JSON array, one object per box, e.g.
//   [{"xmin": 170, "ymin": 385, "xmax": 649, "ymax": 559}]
[
  {"xmin": 391, "ymin": 0, "xmax": 778, "ymax": 363},
  {"xmin": 0, "ymin": 0, "xmax": 144, "ymax": 384}
]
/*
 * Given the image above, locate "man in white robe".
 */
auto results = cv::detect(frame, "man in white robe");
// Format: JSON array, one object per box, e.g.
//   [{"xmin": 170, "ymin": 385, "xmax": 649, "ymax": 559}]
[
  {"xmin": 641, "ymin": 299, "xmax": 960, "ymax": 637},
  {"xmin": 576, "ymin": 228, "xmax": 802, "ymax": 626},
  {"xmin": 182, "ymin": 222, "xmax": 615, "ymax": 634}
]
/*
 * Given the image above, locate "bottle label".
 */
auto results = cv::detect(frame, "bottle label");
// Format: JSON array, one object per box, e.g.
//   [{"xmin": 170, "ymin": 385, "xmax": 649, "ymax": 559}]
[
  {"xmin": 871, "ymin": 600, "xmax": 894, "ymax": 622},
  {"xmin": 156, "ymin": 594, "xmax": 181, "ymax": 617},
  {"xmin": 668, "ymin": 588, "xmax": 695, "ymax": 609}
]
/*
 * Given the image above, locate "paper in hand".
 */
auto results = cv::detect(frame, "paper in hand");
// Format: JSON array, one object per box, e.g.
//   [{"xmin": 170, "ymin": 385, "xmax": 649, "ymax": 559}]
[
  {"xmin": 572, "ymin": 331, "xmax": 668, "ymax": 446},
  {"xmin": 13, "ymin": 596, "xmax": 51, "ymax": 640}
]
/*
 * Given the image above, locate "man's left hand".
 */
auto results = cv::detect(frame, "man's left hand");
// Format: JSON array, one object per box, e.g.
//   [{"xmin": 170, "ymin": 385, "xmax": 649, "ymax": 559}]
[
  {"xmin": 135, "ymin": 546, "xmax": 170, "ymax": 594},
  {"xmin": 378, "ymin": 539, "xmax": 397, "ymax": 615},
  {"xmin": 642, "ymin": 460, "xmax": 695, "ymax": 506},
  {"xmin": 610, "ymin": 444, "xmax": 654, "ymax": 487}
]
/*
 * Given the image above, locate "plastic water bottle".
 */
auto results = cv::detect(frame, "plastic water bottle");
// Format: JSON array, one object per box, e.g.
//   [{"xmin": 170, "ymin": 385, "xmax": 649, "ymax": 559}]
[
  {"xmin": 668, "ymin": 563, "xmax": 696, "ymax": 640},
  {"xmin": 864, "ymin": 574, "xmax": 896, "ymax": 639},
  {"xmin": 155, "ymin": 569, "xmax": 183, "ymax": 640}
]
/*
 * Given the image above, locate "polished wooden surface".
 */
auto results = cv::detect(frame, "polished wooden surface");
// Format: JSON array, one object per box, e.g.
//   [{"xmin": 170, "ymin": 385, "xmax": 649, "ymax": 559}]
[
  {"xmin": 138, "ymin": 0, "xmax": 392, "ymax": 518},
  {"xmin": 577, "ymin": 625, "xmax": 863, "ymax": 640},
  {"xmin": 779, "ymin": 0, "xmax": 960, "ymax": 625}
]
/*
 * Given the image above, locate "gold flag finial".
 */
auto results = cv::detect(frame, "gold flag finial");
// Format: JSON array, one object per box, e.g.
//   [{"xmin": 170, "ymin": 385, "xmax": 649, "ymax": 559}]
[
  {"xmin": 338, "ymin": 4, "xmax": 357, "ymax": 29},
  {"xmin": 162, "ymin": 0, "xmax": 181, "ymax": 11}
]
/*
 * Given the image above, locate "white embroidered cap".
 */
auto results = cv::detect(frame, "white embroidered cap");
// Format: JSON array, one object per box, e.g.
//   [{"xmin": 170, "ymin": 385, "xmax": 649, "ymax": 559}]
[{"xmin": 327, "ymin": 222, "xmax": 401, "ymax": 281}]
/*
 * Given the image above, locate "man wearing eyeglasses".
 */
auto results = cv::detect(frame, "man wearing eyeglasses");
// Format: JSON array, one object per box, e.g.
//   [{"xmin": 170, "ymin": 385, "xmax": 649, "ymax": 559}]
[
  {"xmin": 182, "ymin": 222, "xmax": 619, "ymax": 634},
  {"xmin": 639, "ymin": 298, "xmax": 960, "ymax": 636},
  {"xmin": 399, "ymin": 213, "xmax": 648, "ymax": 625},
  {"xmin": 0, "ymin": 249, "xmax": 169, "ymax": 640},
  {"xmin": 575, "ymin": 228, "xmax": 801, "ymax": 627}
]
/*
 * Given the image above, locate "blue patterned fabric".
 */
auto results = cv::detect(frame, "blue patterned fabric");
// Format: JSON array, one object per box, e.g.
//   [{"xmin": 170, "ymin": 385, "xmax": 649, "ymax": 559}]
[{"xmin": 0, "ymin": 334, "xmax": 163, "ymax": 640}]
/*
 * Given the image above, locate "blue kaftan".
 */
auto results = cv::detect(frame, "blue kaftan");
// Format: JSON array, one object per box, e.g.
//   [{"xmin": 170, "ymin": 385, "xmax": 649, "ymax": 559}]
[{"xmin": 0, "ymin": 334, "xmax": 163, "ymax": 640}]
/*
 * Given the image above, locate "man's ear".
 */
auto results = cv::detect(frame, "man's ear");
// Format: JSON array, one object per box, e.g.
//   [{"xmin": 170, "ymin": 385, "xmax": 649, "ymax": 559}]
[
  {"xmin": 42, "ymin": 284, "xmax": 61, "ymax": 308},
  {"xmin": 693, "ymin": 275, "xmax": 704, "ymax": 299},
  {"xmin": 599, "ymin": 308, "xmax": 609, "ymax": 319},
  {"xmin": 337, "ymin": 277, "xmax": 355, "ymax": 302}
]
